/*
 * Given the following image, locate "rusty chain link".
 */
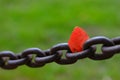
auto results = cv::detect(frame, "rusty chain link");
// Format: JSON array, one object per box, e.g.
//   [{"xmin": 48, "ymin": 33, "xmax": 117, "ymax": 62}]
[{"xmin": 0, "ymin": 36, "xmax": 120, "ymax": 70}]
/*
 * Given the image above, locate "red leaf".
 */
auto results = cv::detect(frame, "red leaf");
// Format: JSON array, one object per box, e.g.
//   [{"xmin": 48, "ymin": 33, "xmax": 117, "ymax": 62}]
[{"xmin": 68, "ymin": 26, "xmax": 89, "ymax": 53}]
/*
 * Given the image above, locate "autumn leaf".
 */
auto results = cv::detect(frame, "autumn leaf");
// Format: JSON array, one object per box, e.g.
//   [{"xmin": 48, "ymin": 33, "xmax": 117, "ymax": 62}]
[{"xmin": 68, "ymin": 26, "xmax": 89, "ymax": 53}]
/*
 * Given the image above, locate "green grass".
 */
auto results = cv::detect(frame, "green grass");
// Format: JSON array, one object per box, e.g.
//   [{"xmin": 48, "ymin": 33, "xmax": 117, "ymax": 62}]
[{"xmin": 0, "ymin": 0, "xmax": 120, "ymax": 80}]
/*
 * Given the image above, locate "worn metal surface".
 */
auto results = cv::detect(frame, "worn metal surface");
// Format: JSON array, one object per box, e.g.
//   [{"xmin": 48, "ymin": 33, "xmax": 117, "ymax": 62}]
[{"xmin": 0, "ymin": 36, "xmax": 120, "ymax": 70}]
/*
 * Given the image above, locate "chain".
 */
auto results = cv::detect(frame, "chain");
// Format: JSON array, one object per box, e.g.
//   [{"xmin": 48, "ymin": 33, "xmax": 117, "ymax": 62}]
[{"xmin": 0, "ymin": 36, "xmax": 120, "ymax": 70}]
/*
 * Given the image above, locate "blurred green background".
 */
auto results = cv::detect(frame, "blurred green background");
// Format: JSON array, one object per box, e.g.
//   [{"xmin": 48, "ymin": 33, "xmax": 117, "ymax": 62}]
[{"xmin": 0, "ymin": 0, "xmax": 120, "ymax": 80}]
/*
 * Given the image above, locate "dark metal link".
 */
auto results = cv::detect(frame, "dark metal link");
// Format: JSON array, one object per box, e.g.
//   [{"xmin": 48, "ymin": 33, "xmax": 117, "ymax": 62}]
[
  {"xmin": 102, "ymin": 45, "xmax": 120, "ymax": 54},
  {"xmin": 50, "ymin": 43, "xmax": 70, "ymax": 54},
  {"xmin": 35, "ymin": 50, "xmax": 61, "ymax": 64},
  {"xmin": 7, "ymin": 58, "xmax": 28, "ymax": 66},
  {"xmin": 21, "ymin": 48, "xmax": 45, "ymax": 68},
  {"xmin": 0, "ymin": 51, "xmax": 17, "ymax": 59},
  {"xmin": 50, "ymin": 43, "xmax": 77, "ymax": 64},
  {"xmin": 112, "ymin": 37, "xmax": 120, "ymax": 45},
  {"xmin": 21, "ymin": 48, "xmax": 45, "ymax": 57},
  {"xmin": 66, "ymin": 46, "xmax": 95, "ymax": 59},
  {"xmin": 0, "ymin": 51, "xmax": 18, "ymax": 69},
  {"xmin": 0, "ymin": 36, "xmax": 119, "ymax": 70},
  {"xmin": 83, "ymin": 36, "xmax": 114, "ymax": 60},
  {"xmin": 102, "ymin": 37, "xmax": 120, "ymax": 54}
]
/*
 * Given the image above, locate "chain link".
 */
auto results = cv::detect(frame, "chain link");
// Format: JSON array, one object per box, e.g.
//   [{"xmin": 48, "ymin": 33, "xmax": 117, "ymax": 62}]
[{"xmin": 0, "ymin": 36, "xmax": 120, "ymax": 70}]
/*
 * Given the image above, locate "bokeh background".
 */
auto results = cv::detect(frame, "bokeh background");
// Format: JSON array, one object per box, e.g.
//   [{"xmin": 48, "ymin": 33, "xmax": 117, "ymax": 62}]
[{"xmin": 0, "ymin": 0, "xmax": 120, "ymax": 80}]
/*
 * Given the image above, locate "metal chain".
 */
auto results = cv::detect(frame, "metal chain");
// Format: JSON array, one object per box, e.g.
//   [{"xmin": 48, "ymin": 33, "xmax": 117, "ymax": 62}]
[{"xmin": 0, "ymin": 36, "xmax": 120, "ymax": 70}]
